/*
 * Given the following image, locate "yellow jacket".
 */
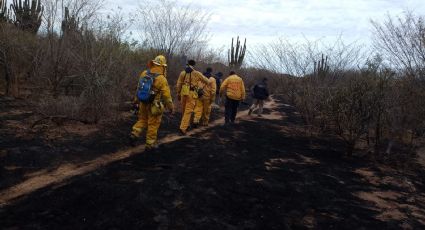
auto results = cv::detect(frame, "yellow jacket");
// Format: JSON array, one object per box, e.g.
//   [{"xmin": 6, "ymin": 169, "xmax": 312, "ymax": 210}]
[
  {"xmin": 176, "ymin": 69, "xmax": 209, "ymax": 96},
  {"xmin": 203, "ymin": 77, "xmax": 217, "ymax": 100},
  {"xmin": 135, "ymin": 65, "xmax": 173, "ymax": 108},
  {"xmin": 219, "ymin": 74, "xmax": 246, "ymax": 101}
]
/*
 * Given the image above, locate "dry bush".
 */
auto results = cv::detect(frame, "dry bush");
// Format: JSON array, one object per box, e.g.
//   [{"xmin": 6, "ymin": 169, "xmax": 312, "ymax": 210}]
[
  {"xmin": 371, "ymin": 11, "xmax": 425, "ymax": 77},
  {"xmin": 324, "ymin": 73, "xmax": 377, "ymax": 156},
  {"xmin": 2, "ymin": 0, "xmax": 213, "ymax": 124},
  {"xmin": 26, "ymin": 3, "xmax": 152, "ymax": 123},
  {"xmin": 36, "ymin": 95, "xmax": 82, "ymax": 118},
  {"xmin": 386, "ymin": 76, "xmax": 425, "ymax": 141},
  {"xmin": 371, "ymin": 11, "xmax": 425, "ymax": 155},
  {"xmin": 0, "ymin": 23, "xmax": 38, "ymax": 97},
  {"xmin": 250, "ymin": 27, "xmax": 425, "ymax": 158},
  {"xmin": 253, "ymin": 37, "xmax": 365, "ymax": 134}
]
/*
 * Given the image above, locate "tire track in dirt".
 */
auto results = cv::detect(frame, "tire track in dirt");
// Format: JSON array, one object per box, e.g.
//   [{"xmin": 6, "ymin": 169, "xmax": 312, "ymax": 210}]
[{"xmin": 0, "ymin": 97, "xmax": 282, "ymax": 206}]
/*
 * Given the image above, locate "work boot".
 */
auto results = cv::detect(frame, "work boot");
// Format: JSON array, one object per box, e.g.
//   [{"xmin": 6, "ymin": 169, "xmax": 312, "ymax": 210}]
[
  {"xmin": 145, "ymin": 143, "xmax": 159, "ymax": 152},
  {"xmin": 128, "ymin": 134, "xmax": 138, "ymax": 146},
  {"xmin": 179, "ymin": 129, "xmax": 187, "ymax": 136}
]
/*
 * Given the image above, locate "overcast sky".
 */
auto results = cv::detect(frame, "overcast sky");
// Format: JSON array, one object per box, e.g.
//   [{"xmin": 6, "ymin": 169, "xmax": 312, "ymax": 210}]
[{"xmin": 109, "ymin": 0, "xmax": 425, "ymax": 48}]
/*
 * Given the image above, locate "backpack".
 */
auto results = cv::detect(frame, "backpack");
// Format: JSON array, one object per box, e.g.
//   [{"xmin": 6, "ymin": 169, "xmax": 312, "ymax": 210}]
[{"xmin": 137, "ymin": 71, "xmax": 159, "ymax": 103}]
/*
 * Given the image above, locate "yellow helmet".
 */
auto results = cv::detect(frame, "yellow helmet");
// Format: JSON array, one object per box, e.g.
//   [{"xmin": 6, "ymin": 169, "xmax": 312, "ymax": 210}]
[{"xmin": 152, "ymin": 55, "xmax": 167, "ymax": 66}]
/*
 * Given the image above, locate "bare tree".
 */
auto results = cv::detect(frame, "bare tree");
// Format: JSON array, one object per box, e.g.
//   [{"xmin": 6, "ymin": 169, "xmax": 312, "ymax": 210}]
[
  {"xmin": 371, "ymin": 12, "xmax": 425, "ymax": 154},
  {"xmin": 191, "ymin": 45, "xmax": 226, "ymax": 65},
  {"xmin": 371, "ymin": 11, "xmax": 425, "ymax": 77},
  {"xmin": 136, "ymin": 0, "xmax": 210, "ymax": 58},
  {"xmin": 252, "ymin": 37, "xmax": 319, "ymax": 77},
  {"xmin": 252, "ymin": 36, "xmax": 364, "ymax": 78}
]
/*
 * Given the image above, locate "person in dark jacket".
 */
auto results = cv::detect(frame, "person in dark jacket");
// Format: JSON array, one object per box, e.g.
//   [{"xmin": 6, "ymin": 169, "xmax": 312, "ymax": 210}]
[
  {"xmin": 213, "ymin": 72, "xmax": 223, "ymax": 105},
  {"xmin": 248, "ymin": 78, "xmax": 269, "ymax": 116}
]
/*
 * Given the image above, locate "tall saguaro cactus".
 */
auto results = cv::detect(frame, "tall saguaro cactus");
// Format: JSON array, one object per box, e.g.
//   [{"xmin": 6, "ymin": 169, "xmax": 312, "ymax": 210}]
[
  {"xmin": 313, "ymin": 53, "xmax": 330, "ymax": 79},
  {"xmin": 11, "ymin": 0, "xmax": 43, "ymax": 34},
  {"xmin": 61, "ymin": 7, "xmax": 80, "ymax": 35},
  {"xmin": 228, "ymin": 36, "xmax": 247, "ymax": 69},
  {"xmin": 0, "ymin": 0, "xmax": 9, "ymax": 22}
]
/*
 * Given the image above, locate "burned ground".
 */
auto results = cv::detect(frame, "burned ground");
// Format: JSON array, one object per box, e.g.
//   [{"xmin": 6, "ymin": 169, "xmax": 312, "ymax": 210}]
[{"xmin": 1, "ymin": 96, "xmax": 425, "ymax": 229}]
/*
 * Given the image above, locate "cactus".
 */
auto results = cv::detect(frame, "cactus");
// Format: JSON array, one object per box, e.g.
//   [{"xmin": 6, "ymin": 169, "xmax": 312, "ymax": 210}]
[
  {"xmin": 313, "ymin": 53, "xmax": 330, "ymax": 79},
  {"xmin": 228, "ymin": 36, "xmax": 246, "ymax": 69},
  {"xmin": 61, "ymin": 7, "xmax": 80, "ymax": 36},
  {"xmin": 11, "ymin": 0, "xmax": 43, "ymax": 34},
  {"xmin": 0, "ymin": 0, "xmax": 10, "ymax": 22}
]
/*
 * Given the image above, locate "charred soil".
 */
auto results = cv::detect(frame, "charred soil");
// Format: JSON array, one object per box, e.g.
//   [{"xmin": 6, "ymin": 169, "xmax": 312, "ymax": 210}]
[{"xmin": 0, "ymin": 95, "xmax": 425, "ymax": 229}]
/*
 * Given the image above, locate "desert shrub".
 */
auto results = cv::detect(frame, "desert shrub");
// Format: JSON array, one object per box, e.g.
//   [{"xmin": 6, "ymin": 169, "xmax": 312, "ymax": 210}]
[
  {"xmin": 0, "ymin": 23, "xmax": 39, "ymax": 96},
  {"xmin": 246, "ymin": 9, "xmax": 425, "ymax": 160},
  {"xmin": 324, "ymin": 73, "xmax": 376, "ymax": 155}
]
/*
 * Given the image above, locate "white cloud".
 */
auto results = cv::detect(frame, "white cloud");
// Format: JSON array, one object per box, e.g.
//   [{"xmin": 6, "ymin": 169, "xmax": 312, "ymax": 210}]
[{"xmin": 108, "ymin": 0, "xmax": 425, "ymax": 48}]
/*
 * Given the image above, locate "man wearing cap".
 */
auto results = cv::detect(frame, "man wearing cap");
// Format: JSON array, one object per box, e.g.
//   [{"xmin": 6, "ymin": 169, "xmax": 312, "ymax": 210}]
[
  {"xmin": 176, "ymin": 60, "xmax": 210, "ymax": 134},
  {"xmin": 130, "ymin": 55, "xmax": 174, "ymax": 150}
]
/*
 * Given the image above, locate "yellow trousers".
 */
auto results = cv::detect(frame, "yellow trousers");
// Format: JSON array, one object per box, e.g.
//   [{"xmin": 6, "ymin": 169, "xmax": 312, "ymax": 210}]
[
  {"xmin": 194, "ymin": 97, "xmax": 212, "ymax": 125},
  {"xmin": 179, "ymin": 92, "xmax": 197, "ymax": 132},
  {"xmin": 131, "ymin": 103, "xmax": 162, "ymax": 147},
  {"xmin": 193, "ymin": 98, "xmax": 204, "ymax": 124}
]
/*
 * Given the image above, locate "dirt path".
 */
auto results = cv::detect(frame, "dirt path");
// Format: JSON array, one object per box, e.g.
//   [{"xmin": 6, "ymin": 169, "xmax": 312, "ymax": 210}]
[{"xmin": 0, "ymin": 98, "xmax": 278, "ymax": 206}]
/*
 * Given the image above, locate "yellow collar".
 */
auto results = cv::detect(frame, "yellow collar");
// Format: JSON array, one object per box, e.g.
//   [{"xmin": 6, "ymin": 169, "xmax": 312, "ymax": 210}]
[{"xmin": 150, "ymin": 66, "xmax": 165, "ymax": 75}]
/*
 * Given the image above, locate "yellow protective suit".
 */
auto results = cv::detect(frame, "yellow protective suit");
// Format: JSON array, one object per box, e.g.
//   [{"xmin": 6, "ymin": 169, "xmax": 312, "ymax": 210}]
[
  {"xmin": 193, "ymin": 97, "xmax": 204, "ymax": 124},
  {"xmin": 219, "ymin": 74, "xmax": 246, "ymax": 101},
  {"xmin": 194, "ymin": 76, "xmax": 217, "ymax": 125},
  {"xmin": 131, "ymin": 60, "xmax": 173, "ymax": 148},
  {"xmin": 176, "ymin": 68, "xmax": 209, "ymax": 132}
]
